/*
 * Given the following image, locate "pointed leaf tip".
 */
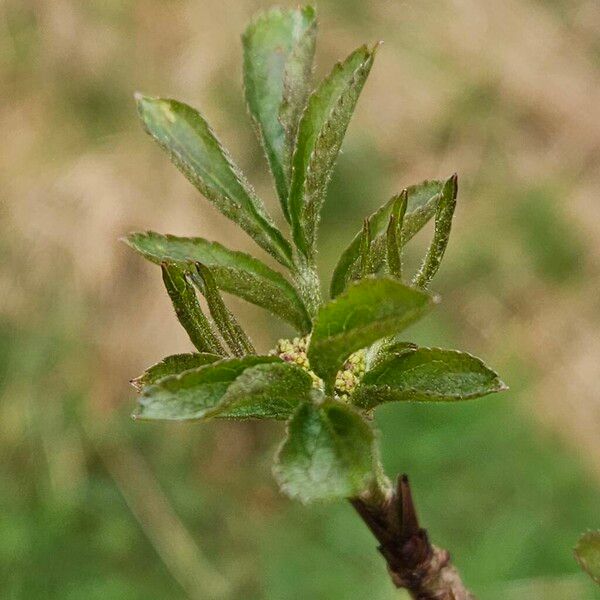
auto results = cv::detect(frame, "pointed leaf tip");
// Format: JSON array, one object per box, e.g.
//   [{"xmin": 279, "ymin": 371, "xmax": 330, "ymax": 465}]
[
  {"xmin": 413, "ymin": 173, "xmax": 458, "ymax": 290},
  {"xmin": 132, "ymin": 353, "xmax": 221, "ymax": 391},
  {"xmin": 330, "ymin": 179, "xmax": 446, "ymax": 298},
  {"xmin": 288, "ymin": 43, "xmax": 377, "ymax": 260},
  {"xmin": 136, "ymin": 96, "xmax": 293, "ymax": 267},
  {"xmin": 243, "ymin": 5, "xmax": 317, "ymax": 218},
  {"xmin": 352, "ymin": 346, "xmax": 506, "ymax": 409},
  {"xmin": 136, "ymin": 355, "xmax": 282, "ymax": 421}
]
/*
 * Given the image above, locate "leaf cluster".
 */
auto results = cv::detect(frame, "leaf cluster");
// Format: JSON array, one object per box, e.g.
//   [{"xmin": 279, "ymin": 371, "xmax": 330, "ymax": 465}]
[{"xmin": 126, "ymin": 6, "xmax": 506, "ymax": 503}]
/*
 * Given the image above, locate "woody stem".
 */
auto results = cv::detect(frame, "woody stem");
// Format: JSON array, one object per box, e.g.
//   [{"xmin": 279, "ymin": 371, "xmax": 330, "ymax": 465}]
[{"xmin": 350, "ymin": 474, "xmax": 476, "ymax": 600}]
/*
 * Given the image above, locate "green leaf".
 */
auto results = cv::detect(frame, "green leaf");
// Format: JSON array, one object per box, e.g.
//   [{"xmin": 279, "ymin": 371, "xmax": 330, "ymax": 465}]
[
  {"xmin": 273, "ymin": 401, "xmax": 374, "ymax": 503},
  {"xmin": 131, "ymin": 353, "xmax": 221, "ymax": 391},
  {"xmin": 243, "ymin": 6, "xmax": 317, "ymax": 217},
  {"xmin": 386, "ymin": 190, "xmax": 407, "ymax": 279},
  {"xmin": 135, "ymin": 95, "xmax": 293, "ymax": 268},
  {"xmin": 288, "ymin": 44, "xmax": 377, "ymax": 260},
  {"xmin": 358, "ymin": 219, "xmax": 371, "ymax": 278},
  {"xmin": 204, "ymin": 361, "xmax": 317, "ymax": 420},
  {"xmin": 364, "ymin": 339, "xmax": 417, "ymax": 373},
  {"xmin": 125, "ymin": 232, "xmax": 311, "ymax": 333},
  {"xmin": 161, "ymin": 263, "xmax": 225, "ymax": 355},
  {"xmin": 135, "ymin": 355, "xmax": 280, "ymax": 421},
  {"xmin": 191, "ymin": 264, "xmax": 255, "ymax": 357},
  {"xmin": 330, "ymin": 179, "xmax": 444, "ymax": 298},
  {"xmin": 279, "ymin": 10, "xmax": 318, "ymax": 171},
  {"xmin": 352, "ymin": 347, "xmax": 507, "ymax": 409},
  {"xmin": 575, "ymin": 531, "xmax": 600, "ymax": 585},
  {"xmin": 413, "ymin": 174, "xmax": 458, "ymax": 289},
  {"xmin": 293, "ymin": 259, "xmax": 322, "ymax": 319},
  {"xmin": 308, "ymin": 277, "xmax": 434, "ymax": 387}
]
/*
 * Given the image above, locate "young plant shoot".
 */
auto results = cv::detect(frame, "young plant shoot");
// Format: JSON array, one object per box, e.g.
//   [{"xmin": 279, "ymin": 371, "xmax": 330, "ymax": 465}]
[{"xmin": 125, "ymin": 7, "xmax": 506, "ymax": 598}]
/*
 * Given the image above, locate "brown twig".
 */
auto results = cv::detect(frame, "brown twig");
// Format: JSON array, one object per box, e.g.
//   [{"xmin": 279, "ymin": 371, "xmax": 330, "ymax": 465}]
[{"xmin": 351, "ymin": 474, "xmax": 475, "ymax": 600}]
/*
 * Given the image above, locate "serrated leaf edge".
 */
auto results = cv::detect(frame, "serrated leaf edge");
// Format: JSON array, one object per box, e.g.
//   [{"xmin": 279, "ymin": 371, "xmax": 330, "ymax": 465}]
[
  {"xmin": 298, "ymin": 44, "xmax": 378, "ymax": 257},
  {"xmin": 242, "ymin": 6, "xmax": 317, "ymax": 220},
  {"xmin": 309, "ymin": 277, "xmax": 436, "ymax": 359},
  {"xmin": 289, "ymin": 43, "xmax": 378, "ymax": 258},
  {"xmin": 330, "ymin": 179, "xmax": 445, "ymax": 298},
  {"xmin": 135, "ymin": 95, "xmax": 294, "ymax": 268},
  {"xmin": 202, "ymin": 361, "xmax": 315, "ymax": 421},
  {"xmin": 133, "ymin": 355, "xmax": 284, "ymax": 420},
  {"xmin": 130, "ymin": 352, "xmax": 222, "ymax": 391},
  {"xmin": 353, "ymin": 346, "xmax": 508, "ymax": 407},
  {"xmin": 122, "ymin": 231, "xmax": 311, "ymax": 333}
]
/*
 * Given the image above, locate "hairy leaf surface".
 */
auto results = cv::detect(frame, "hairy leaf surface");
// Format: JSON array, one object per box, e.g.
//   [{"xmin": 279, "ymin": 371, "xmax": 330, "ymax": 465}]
[
  {"xmin": 352, "ymin": 347, "xmax": 506, "ymax": 409},
  {"xmin": 330, "ymin": 179, "xmax": 444, "ymax": 297},
  {"xmin": 386, "ymin": 190, "xmax": 407, "ymax": 279},
  {"xmin": 192, "ymin": 264, "xmax": 255, "ymax": 357},
  {"xmin": 161, "ymin": 263, "xmax": 225, "ymax": 355},
  {"xmin": 243, "ymin": 6, "xmax": 316, "ymax": 215},
  {"xmin": 273, "ymin": 401, "xmax": 374, "ymax": 503},
  {"xmin": 131, "ymin": 353, "xmax": 221, "ymax": 391},
  {"xmin": 136, "ymin": 356, "xmax": 280, "ymax": 421},
  {"xmin": 205, "ymin": 362, "xmax": 316, "ymax": 420},
  {"xmin": 308, "ymin": 278, "xmax": 433, "ymax": 387},
  {"xmin": 136, "ymin": 96, "xmax": 293, "ymax": 267},
  {"xmin": 288, "ymin": 45, "xmax": 377, "ymax": 259},
  {"xmin": 413, "ymin": 174, "xmax": 458, "ymax": 289},
  {"xmin": 125, "ymin": 232, "xmax": 311, "ymax": 332}
]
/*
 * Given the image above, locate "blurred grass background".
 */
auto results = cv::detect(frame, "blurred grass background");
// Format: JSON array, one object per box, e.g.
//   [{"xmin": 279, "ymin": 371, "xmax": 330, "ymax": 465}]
[{"xmin": 2, "ymin": 0, "xmax": 600, "ymax": 598}]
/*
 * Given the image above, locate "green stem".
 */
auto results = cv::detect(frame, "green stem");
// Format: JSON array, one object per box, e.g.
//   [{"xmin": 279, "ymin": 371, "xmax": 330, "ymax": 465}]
[{"xmin": 293, "ymin": 258, "xmax": 322, "ymax": 319}]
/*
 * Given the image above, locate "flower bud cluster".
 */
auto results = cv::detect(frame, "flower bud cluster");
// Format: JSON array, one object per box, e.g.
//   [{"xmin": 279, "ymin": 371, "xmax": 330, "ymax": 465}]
[
  {"xmin": 270, "ymin": 336, "xmax": 321, "ymax": 388},
  {"xmin": 270, "ymin": 336, "xmax": 366, "ymax": 400},
  {"xmin": 334, "ymin": 350, "xmax": 366, "ymax": 401}
]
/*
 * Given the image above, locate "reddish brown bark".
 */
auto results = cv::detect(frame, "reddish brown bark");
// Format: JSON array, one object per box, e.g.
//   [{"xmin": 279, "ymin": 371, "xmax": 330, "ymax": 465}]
[{"xmin": 351, "ymin": 475, "xmax": 475, "ymax": 600}]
